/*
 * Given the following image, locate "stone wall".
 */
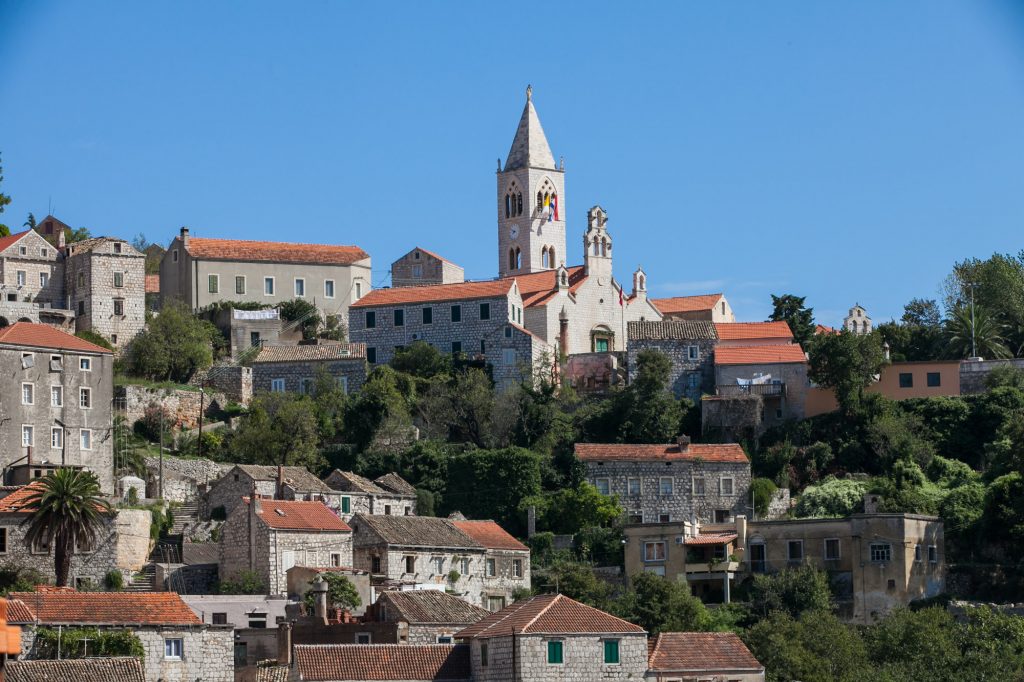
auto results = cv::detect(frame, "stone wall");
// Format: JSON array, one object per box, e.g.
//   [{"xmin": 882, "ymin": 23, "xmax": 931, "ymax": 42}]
[
  {"xmin": 252, "ymin": 357, "xmax": 367, "ymax": 396},
  {"xmin": 628, "ymin": 336, "xmax": 716, "ymax": 400},
  {"xmin": 702, "ymin": 395, "xmax": 763, "ymax": 443},
  {"xmin": 470, "ymin": 633, "xmax": 648, "ymax": 681},
  {"xmin": 144, "ymin": 454, "xmax": 231, "ymax": 503},
  {"xmin": 477, "ymin": 548, "xmax": 531, "ymax": 610},
  {"xmin": 117, "ymin": 383, "xmax": 229, "ymax": 431},
  {"xmin": 960, "ymin": 358, "xmax": 1024, "ymax": 395},
  {"xmin": 189, "ymin": 364, "xmax": 253, "ymax": 403},
  {"xmin": 765, "ymin": 488, "xmax": 791, "ymax": 520},
  {"xmin": 0, "ymin": 230, "xmax": 64, "ymax": 305},
  {"xmin": 391, "ymin": 248, "xmax": 465, "ymax": 287}
]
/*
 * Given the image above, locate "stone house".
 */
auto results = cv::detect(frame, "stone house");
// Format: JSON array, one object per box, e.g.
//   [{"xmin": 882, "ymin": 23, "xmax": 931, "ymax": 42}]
[
  {"xmin": 348, "ymin": 278, "xmax": 552, "ymax": 391},
  {"xmin": 322, "ymin": 470, "xmax": 417, "ymax": 520},
  {"xmin": 645, "ymin": 632, "xmax": 765, "ymax": 681},
  {"xmin": 712, "ymin": 344, "xmax": 808, "ymax": 426},
  {"xmin": 159, "ymin": 228, "xmax": 372, "ymax": 324},
  {"xmin": 349, "ymin": 515, "xmax": 529, "ymax": 610},
  {"xmin": 450, "ymin": 520, "xmax": 531, "ymax": 612},
  {"xmin": 392, "ymin": 247, "xmax": 465, "ymax": 288},
  {"xmin": 367, "ymin": 589, "xmax": 491, "ymax": 645},
  {"xmin": 650, "ymin": 293, "xmax": 735, "ymax": 323},
  {"xmin": 289, "ymin": 643, "xmax": 472, "ymax": 682},
  {"xmin": 0, "ymin": 482, "xmax": 151, "ymax": 587},
  {"xmin": 6, "ymin": 657, "xmax": 146, "ymax": 682},
  {"xmin": 63, "ymin": 236, "xmax": 146, "ymax": 350},
  {"xmin": 252, "ymin": 343, "xmax": 368, "ymax": 396},
  {"xmin": 0, "ymin": 322, "xmax": 115, "ymax": 493},
  {"xmin": 220, "ymin": 497, "xmax": 353, "ymax": 596},
  {"xmin": 456, "ymin": 593, "xmax": 649, "ymax": 682},
  {"xmin": 626, "ymin": 320, "xmax": 717, "ymax": 400},
  {"xmin": 205, "ymin": 464, "xmax": 344, "ymax": 520},
  {"xmin": 8, "ymin": 590, "xmax": 234, "ymax": 682},
  {"xmin": 577, "ymin": 439, "xmax": 751, "ymax": 526},
  {"xmin": 0, "ymin": 229, "xmax": 64, "ymax": 307}
]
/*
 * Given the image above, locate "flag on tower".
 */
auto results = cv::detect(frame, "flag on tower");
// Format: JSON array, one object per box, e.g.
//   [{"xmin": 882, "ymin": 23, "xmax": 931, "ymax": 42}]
[{"xmin": 551, "ymin": 194, "xmax": 559, "ymax": 221}]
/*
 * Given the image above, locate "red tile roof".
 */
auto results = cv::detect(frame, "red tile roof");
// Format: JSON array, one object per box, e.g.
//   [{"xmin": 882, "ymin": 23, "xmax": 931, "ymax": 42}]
[
  {"xmin": 6, "ymin": 657, "xmax": 146, "ymax": 682},
  {"xmin": 451, "ymin": 520, "xmax": 528, "ymax": 551},
  {"xmin": 816, "ymin": 324, "xmax": 839, "ymax": 335},
  {"xmin": 7, "ymin": 591, "xmax": 201, "ymax": 625},
  {"xmin": 0, "ymin": 322, "xmax": 112, "ymax": 354},
  {"xmin": 5, "ymin": 599, "xmax": 36, "ymax": 623},
  {"xmin": 185, "ymin": 236, "xmax": 368, "ymax": 266},
  {"xmin": 647, "ymin": 632, "xmax": 764, "ymax": 673},
  {"xmin": 684, "ymin": 533, "xmax": 737, "ymax": 546},
  {"xmin": 714, "ymin": 321, "xmax": 793, "ymax": 341},
  {"xmin": 254, "ymin": 343, "xmax": 367, "ymax": 362},
  {"xmin": 515, "ymin": 266, "xmax": 587, "ymax": 307},
  {"xmin": 0, "ymin": 483, "xmax": 45, "ymax": 514},
  {"xmin": 0, "ymin": 230, "xmax": 29, "ymax": 253},
  {"xmin": 650, "ymin": 293, "xmax": 724, "ymax": 315},
  {"xmin": 145, "ymin": 273, "xmax": 160, "ymax": 293},
  {"xmin": 574, "ymin": 443, "xmax": 748, "ymax": 464},
  {"xmin": 714, "ymin": 344, "xmax": 807, "ymax": 366},
  {"xmin": 293, "ymin": 644, "xmax": 471, "ymax": 681},
  {"xmin": 456, "ymin": 594, "xmax": 645, "ymax": 639},
  {"xmin": 350, "ymin": 279, "xmax": 514, "ymax": 308},
  {"xmin": 246, "ymin": 498, "xmax": 352, "ymax": 532}
]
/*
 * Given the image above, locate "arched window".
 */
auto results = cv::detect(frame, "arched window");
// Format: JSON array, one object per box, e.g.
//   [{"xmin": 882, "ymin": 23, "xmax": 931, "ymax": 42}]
[
  {"xmin": 515, "ymin": 248, "xmax": 522, "ymax": 270},
  {"xmin": 601, "ymin": 238, "xmax": 608, "ymax": 257},
  {"xmin": 560, "ymin": 270, "xmax": 568, "ymax": 286},
  {"xmin": 638, "ymin": 274, "xmax": 645, "ymax": 289},
  {"xmin": 537, "ymin": 191, "xmax": 543, "ymax": 212},
  {"xmin": 541, "ymin": 247, "xmax": 549, "ymax": 269},
  {"xmin": 504, "ymin": 195, "xmax": 511, "ymax": 219},
  {"xmin": 509, "ymin": 248, "xmax": 516, "ymax": 271},
  {"xmin": 517, "ymin": 193, "xmax": 523, "ymax": 216},
  {"xmin": 593, "ymin": 239, "xmax": 600, "ymax": 256}
]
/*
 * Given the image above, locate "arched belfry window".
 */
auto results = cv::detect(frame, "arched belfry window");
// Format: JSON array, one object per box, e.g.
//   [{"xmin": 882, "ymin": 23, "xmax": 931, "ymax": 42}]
[
  {"xmin": 517, "ymin": 193, "xmax": 523, "ymax": 216},
  {"xmin": 504, "ymin": 195, "xmax": 511, "ymax": 219},
  {"xmin": 593, "ymin": 239, "xmax": 600, "ymax": 256},
  {"xmin": 601, "ymin": 238, "xmax": 608, "ymax": 257},
  {"xmin": 515, "ymin": 248, "xmax": 522, "ymax": 270},
  {"xmin": 560, "ymin": 270, "xmax": 568, "ymax": 286},
  {"xmin": 541, "ymin": 247, "xmax": 550, "ymax": 269},
  {"xmin": 549, "ymin": 246, "xmax": 556, "ymax": 268},
  {"xmin": 509, "ymin": 248, "xmax": 516, "ymax": 271}
]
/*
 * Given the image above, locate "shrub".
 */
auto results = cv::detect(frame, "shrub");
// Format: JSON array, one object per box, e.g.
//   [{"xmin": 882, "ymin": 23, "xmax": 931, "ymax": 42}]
[
  {"xmin": 134, "ymin": 403, "xmax": 174, "ymax": 443},
  {"xmin": 220, "ymin": 570, "xmax": 267, "ymax": 595},
  {"xmin": 34, "ymin": 627, "xmax": 144, "ymax": 658},
  {"xmin": 751, "ymin": 478, "xmax": 778, "ymax": 517},
  {"xmin": 794, "ymin": 477, "xmax": 868, "ymax": 518},
  {"xmin": 105, "ymin": 570, "xmax": 124, "ymax": 591}
]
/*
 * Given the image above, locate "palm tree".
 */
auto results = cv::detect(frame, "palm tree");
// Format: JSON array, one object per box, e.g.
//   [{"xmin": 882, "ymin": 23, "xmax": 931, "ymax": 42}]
[
  {"xmin": 21, "ymin": 469, "xmax": 113, "ymax": 587},
  {"xmin": 944, "ymin": 303, "xmax": 1011, "ymax": 360}
]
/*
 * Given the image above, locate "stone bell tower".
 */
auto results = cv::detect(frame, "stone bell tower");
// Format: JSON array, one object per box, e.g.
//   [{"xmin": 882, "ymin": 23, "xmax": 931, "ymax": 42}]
[{"xmin": 497, "ymin": 86, "xmax": 567, "ymax": 278}]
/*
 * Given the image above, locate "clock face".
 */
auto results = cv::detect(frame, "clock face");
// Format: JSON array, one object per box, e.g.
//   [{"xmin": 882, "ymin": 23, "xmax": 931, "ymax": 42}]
[{"xmin": 509, "ymin": 224, "xmax": 519, "ymax": 239}]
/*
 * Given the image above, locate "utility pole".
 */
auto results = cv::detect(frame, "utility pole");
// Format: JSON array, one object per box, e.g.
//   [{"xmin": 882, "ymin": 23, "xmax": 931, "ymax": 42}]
[{"xmin": 158, "ymin": 410, "xmax": 164, "ymax": 500}]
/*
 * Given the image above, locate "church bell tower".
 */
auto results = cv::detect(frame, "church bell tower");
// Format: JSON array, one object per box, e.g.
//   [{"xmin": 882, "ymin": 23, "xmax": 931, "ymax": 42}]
[{"xmin": 497, "ymin": 86, "xmax": 567, "ymax": 278}]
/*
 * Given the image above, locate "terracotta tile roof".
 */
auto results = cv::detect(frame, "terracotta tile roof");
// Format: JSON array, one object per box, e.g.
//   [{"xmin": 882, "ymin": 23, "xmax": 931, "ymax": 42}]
[
  {"xmin": 457, "ymin": 594, "xmax": 645, "ymax": 639},
  {"xmin": 7, "ymin": 591, "xmax": 201, "ymax": 625},
  {"xmin": 327, "ymin": 470, "xmax": 389, "ymax": 494},
  {"xmin": 293, "ymin": 644, "xmax": 471, "ymax": 681},
  {"xmin": 714, "ymin": 344, "xmax": 807, "ymax": 366},
  {"xmin": 185, "ymin": 236, "xmax": 369, "ymax": 266},
  {"xmin": 713, "ymin": 321, "xmax": 793, "ymax": 341},
  {"xmin": 515, "ymin": 266, "xmax": 587, "ymax": 308},
  {"xmin": 145, "ymin": 273, "xmax": 160, "ymax": 293},
  {"xmin": 574, "ymin": 442, "xmax": 749, "ymax": 464},
  {"xmin": 253, "ymin": 343, "xmax": 367, "ymax": 363},
  {"xmin": 816, "ymin": 324, "xmax": 839, "ymax": 335},
  {"xmin": 0, "ymin": 483, "xmax": 45, "ymax": 514},
  {"xmin": 255, "ymin": 666, "xmax": 290, "ymax": 682},
  {"xmin": 451, "ymin": 520, "xmax": 528, "ymax": 551},
  {"xmin": 650, "ymin": 293, "xmax": 724, "ymax": 315},
  {"xmin": 5, "ymin": 599, "xmax": 36, "ymax": 623},
  {"xmin": 374, "ymin": 472, "xmax": 417, "ymax": 496},
  {"xmin": 628, "ymin": 320, "xmax": 717, "ymax": 341},
  {"xmin": 352, "ymin": 514, "xmax": 481, "ymax": 549},
  {"xmin": 350, "ymin": 279, "xmax": 514, "ymax": 308},
  {"xmin": 0, "ymin": 229, "xmax": 30, "ymax": 253},
  {"xmin": 647, "ymin": 632, "xmax": 764, "ymax": 673},
  {"xmin": 0, "ymin": 322, "xmax": 112, "ymax": 354},
  {"xmin": 684, "ymin": 533, "xmax": 737, "ymax": 546},
  {"xmin": 246, "ymin": 498, "xmax": 352, "ymax": 532},
  {"xmin": 376, "ymin": 590, "xmax": 490, "ymax": 625},
  {"xmin": 233, "ymin": 465, "xmax": 334, "ymax": 493},
  {"xmin": 6, "ymin": 657, "xmax": 145, "ymax": 682}
]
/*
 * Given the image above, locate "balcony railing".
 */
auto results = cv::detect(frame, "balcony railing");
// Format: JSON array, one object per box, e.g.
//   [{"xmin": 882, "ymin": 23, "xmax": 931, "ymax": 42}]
[
  {"xmin": 716, "ymin": 383, "xmax": 786, "ymax": 397},
  {"xmin": 685, "ymin": 561, "xmax": 741, "ymax": 576}
]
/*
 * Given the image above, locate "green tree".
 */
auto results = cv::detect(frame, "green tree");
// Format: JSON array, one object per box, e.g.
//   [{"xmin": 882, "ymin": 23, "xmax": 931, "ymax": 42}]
[
  {"xmin": 279, "ymin": 298, "xmax": 322, "ymax": 340},
  {"xmin": 23, "ymin": 212, "xmax": 36, "ymax": 230},
  {"xmin": 229, "ymin": 392, "xmax": 323, "ymax": 470},
  {"xmin": 769, "ymin": 294, "xmax": 815, "ymax": 348},
  {"xmin": 443, "ymin": 447, "xmax": 542, "ymax": 534},
  {"xmin": 743, "ymin": 609, "xmax": 868, "ymax": 682},
  {"xmin": 125, "ymin": 302, "xmax": 215, "ymax": 382},
  {"xmin": 390, "ymin": 340, "xmax": 452, "ymax": 379},
  {"xmin": 219, "ymin": 570, "xmax": 266, "ymax": 594},
  {"xmin": 750, "ymin": 478, "xmax": 778, "ymax": 517},
  {"xmin": 602, "ymin": 350, "xmax": 682, "ymax": 443},
  {"xmin": 22, "ymin": 469, "xmax": 113, "ymax": 587},
  {"xmin": 748, "ymin": 565, "xmax": 833, "ymax": 619},
  {"xmin": 64, "ymin": 226, "xmax": 91, "ymax": 243},
  {"xmin": 808, "ymin": 330, "xmax": 886, "ymax": 413},
  {"xmin": 902, "ymin": 298, "xmax": 942, "ymax": 327},
  {"xmin": 304, "ymin": 572, "xmax": 361, "ymax": 612},
  {"xmin": 344, "ymin": 366, "xmax": 414, "ymax": 452},
  {"xmin": 0, "ymin": 152, "xmax": 12, "ymax": 235},
  {"xmin": 613, "ymin": 572, "xmax": 710, "ymax": 634},
  {"xmin": 944, "ymin": 303, "xmax": 1011, "ymax": 360},
  {"xmin": 535, "ymin": 560, "xmax": 614, "ymax": 610},
  {"xmin": 943, "ymin": 252, "xmax": 1024, "ymax": 356},
  {"xmin": 528, "ymin": 483, "xmax": 622, "ymax": 535},
  {"xmin": 793, "ymin": 477, "xmax": 867, "ymax": 518}
]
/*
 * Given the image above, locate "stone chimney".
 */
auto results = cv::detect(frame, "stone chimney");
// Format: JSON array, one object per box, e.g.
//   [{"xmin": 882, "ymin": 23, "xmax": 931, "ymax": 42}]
[
  {"xmin": 558, "ymin": 307, "xmax": 569, "ymax": 359},
  {"xmin": 179, "ymin": 226, "xmax": 190, "ymax": 247},
  {"xmin": 312, "ymin": 576, "xmax": 329, "ymax": 625},
  {"xmin": 277, "ymin": 622, "xmax": 292, "ymax": 666},
  {"xmin": 276, "ymin": 464, "xmax": 285, "ymax": 500},
  {"xmin": 676, "ymin": 434, "xmax": 691, "ymax": 452},
  {"xmin": 864, "ymin": 493, "xmax": 882, "ymax": 514}
]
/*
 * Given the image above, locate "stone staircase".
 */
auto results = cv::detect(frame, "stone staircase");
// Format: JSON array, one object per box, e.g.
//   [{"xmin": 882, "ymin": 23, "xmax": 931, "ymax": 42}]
[
  {"xmin": 126, "ymin": 564, "xmax": 157, "ymax": 592},
  {"xmin": 171, "ymin": 501, "xmax": 200, "ymax": 536}
]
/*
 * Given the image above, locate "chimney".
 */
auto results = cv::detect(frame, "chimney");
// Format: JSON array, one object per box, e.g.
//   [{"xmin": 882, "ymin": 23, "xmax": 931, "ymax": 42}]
[
  {"xmin": 277, "ymin": 621, "xmax": 293, "ymax": 666},
  {"xmin": 677, "ymin": 434, "xmax": 691, "ymax": 452},
  {"xmin": 250, "ymin": 482, "xmax": 262, "ymax": 515},
  {"xmin": 558, "ymin": 307, "xmax": 569, "ymax": 359},
  {"xmin": 312, "ymin": 576, "xmax": 329, "ymax": 624},
  {"xmin": 179, "ymin": 226, "xmax": 190, "ymax": 247},
  {"xmin": 277, "ymin": 464, "xmax": 285, "ymax": 500}
]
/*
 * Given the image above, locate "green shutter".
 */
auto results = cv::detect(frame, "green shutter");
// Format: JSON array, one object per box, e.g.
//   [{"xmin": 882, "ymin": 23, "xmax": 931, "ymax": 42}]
[
  {"xmin": 604, "ymin": 640, "xmax": 619, "ymax": 664},
  {"xmin": 342, "ymin": 496, "xmax": 350, "ymax": 513},
  {"xmin": 547, "ymin": 641, "xmax": 563, "ymax": 664}
]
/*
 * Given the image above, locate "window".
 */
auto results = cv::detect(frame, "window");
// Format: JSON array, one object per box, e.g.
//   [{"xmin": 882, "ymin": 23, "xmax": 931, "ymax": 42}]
[
  {"xmin": 688, "ymin": 373, "xmax": 700, "ymax": 389},
  {"xmin": 899, "ymin": 373, "xmax": 913, "ymax": 388},
  {"xmin": 294, "ymin": 278, "xmax": 305, "ymax": 297},
  {"xmin": 77, "ymin": 272, "xmax": 85, "ymax": 288},
  {"xmin": 80, "ymin": 429, "xmax": 92, "ymax": 450},
  {"xmin": 270, "ymin": 378, "xmax": 285, "ymax": 392},
  {"xmin": 365, "ymin": 311, "xmax": 376, "ymax": 328},
  {"xmin": 341, "ymin": 496, "xmax": 351, "ymax": 514},
  {"xmin": 51, "ymin": 428, "xmax": 63, "ymax": 449},
  {"xmin": 338, "ymin": 376, "xmax": 349, "ymax": 394},
  {"xmin": 693, "ymin": 477, "xmax": 706, "ymax": 496},
  {"xmin": 687, "ymin": 345, "xmax": 699, "ymax": 360},
  {"xmin": 207, "ymin": 274, "xmax": 218, "ymax": 293},
  {"xmin": 824, "ymin": 538, "xmax": 841, "ymax": 560},
  {"xmin": 264, "ymin": 277, "xmax": 275, "ymax": 296},
  {"xmin": 248, "ymin": 615, "xmax": 267, "ymax": 628},
  {"xmin": 420, "ymin": 306, "xmax": 433, "ymax": 325},
  {"xmin": 394, "ymin": 309, "xmax": 404, "ymax": 326},
  {"xmin": 452, "ymin": 341, "xmax": 462, "ymax": 354},
  {"xmin": 480, "ymin": 643, "xmax": 489, "ymax": 666},
  {"xmin": 18, "ymin": 246, "xmax": 26, "ymax": 256},
  {"xmin": 31, "ymin": 535, "xmax": 49, "ymax": 555},
  {"xmin": 927, "ymin": 372, "xmax": 941, "ymax": 387},
  {"xmin": 928, "ymin": 545, "xmax": 938, "ymax": 563},
  {"xmin": 77, "ymin": 301, "xmax": 85, "ymax": 315},
  {"xmin": 331, "ymin": 552, "xmax": 343, "ymax": 567},
  {"xmin": 164, "ymin": 638, "xmax": 183, "ymax": 660},
  {"xmin": 299, "ymin": 378, "xmax": 314, "ymax": 395},
  {"xmin": 113, "ymin": 271, "xmax": 124, "ymax": 288},
  {"xmin": 16, "ymin": 271, "xmax": 26, "ymax": 287},
  {"xmin": 486, "ymin": 558, "xmax": 496, "ymax": 577},
  {"xmin": 479, "ymin": 303, "xmax": 490, "ymax": 320},
  {"xmin": 172, "ymin": 249, "xmax": 179, "ymax": 262},
  {"xmin": 80, "ymin": 387, "xmax": 91, "ymax": 409},
  {"xmin": 113, "ymin": 242, "xmax": 123, "ymax": 254},
  {"xmin": 437, "ymin": 635, "xmax": 453, "ymax": 644},
  {"xmin": 644, "ymin": 542, "xmax": 666, "ymax": 562},
  {"xmin": 720, "ymin": 477, "xmax": 735, "ymax": 496},
  {"xmin": 604, "ymin": 639, "xmax": 620, "ymax": 664},
  {"xmin": 787, "ymin": 540, "xmax": 804, "ymax": 562},
  {"xmin": 595, "ymin": 337, "xmax": 609, "ymax": 352},
  {"xmin": 324, "ymin": 280, "xmax": 335, "ymax": 298},
  {"xmin": 39, "ymin": 272, "xmax": 48, "ymax": 287},
  {"xmin": 367, "ymin": 347, "xmax": 377, "ymax": 364},
  {"xmin": 627, "ymin": 478, "xmax": 641, "ymax": 496},
  {"xmin": 451, "ymin": 305, "xmax": 462, "ymax": 322},
  {"xmin": 0, "ymin": 528, "xmax": 7, "ymax": 554},
  {"xmin": 547, "ymin": 641, "xmax": 563, "ymax": 665},
  {"xmin": 113, "ymin": 299, "xmax": 124, "ymax": 316},
  {"xmin": 432, "ymin": 556, "xmax": 444, "ymax": 574},
  {"xmin": 714, "ymin": 509, "xmax": 730, "ymax": 523},
  {"xmin": 50, "ymin": 386, "xmax": 62, "ymax": 407},
  {"xmin": 80, "ymin": 357, "xmax": 91, "ymax": 371},
  {"xmin": 659, "ymin": 477, "xmax": 673, "ymax": 496},
  {"xmin": 502, "ymin": 348, "xmax": 516, "ymax": 366},
  {"xmin": 594, "ymin": 478, "xmax": 610, "ymax": 496},
  {"xmin": 513, "ymin": 559, "xmax": 523, "ymax": 578},
  {"xmin": 659, "ymin": 513, "xmax": 670, "ymax": 523},
  {"xmin": 356, "ymin": 632, "xmax": 372, "ymax": 644},
  {"xmin": 405, "ymin": 556, "xmax": 416, "ymax": 573},
  {"xmin": 914, "ymin": 544, "xmax": 922, "ymax": 562},
  {"xmin": 212, "ymin": 613, "xmax": 228, "ymax": 625},
  {"xmin": 355, "ymin": 282, "xmax": 362, "ymax": 299},
  {"xmin": 371, "ymin": 556, "xmax": 381, "ymax": 573},
  {"xmin": 235, "ymin": 276, "xmax": 246, "ymax": 295},
  {"xmin": 111, "ymin": 334, "xmax": 117, "ymax": 345},
  {"xmin": 460, "ymin": 557, "xmax": 470, "ymax": 574},
  {"xmin": 870, "ymin": 543, "xmax": 892, "ymax": 563},
  {"xmin": 412, "ymin": 264, "xmax": 423, "ymax": 278},
  {"xmin": 21, "ymin": 426, "xmax": 33, "ymax": 447},
  {"xmin": 22, "ymin": 383, "xmax": 34, "ymax": 405}
]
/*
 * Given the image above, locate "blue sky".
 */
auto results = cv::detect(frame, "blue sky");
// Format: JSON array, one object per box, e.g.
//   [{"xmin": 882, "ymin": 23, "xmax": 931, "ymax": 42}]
[{"xmin": 2, "ymin": 1, "xmax": 1023, "ymax": 324}]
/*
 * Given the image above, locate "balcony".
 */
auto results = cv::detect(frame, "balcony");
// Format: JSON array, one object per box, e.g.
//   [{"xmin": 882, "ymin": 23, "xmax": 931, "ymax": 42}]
[
  {"xmin": 716, "ymin": 382, "xmax": 786, "ymax": 398},
  {"xmin": 685, "ymin": 561, "xmax": 741, "ymax": 577}
]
